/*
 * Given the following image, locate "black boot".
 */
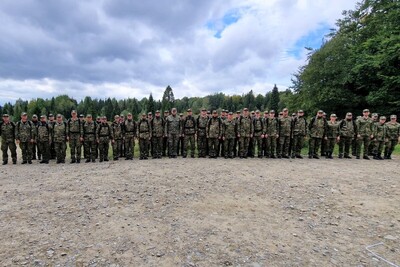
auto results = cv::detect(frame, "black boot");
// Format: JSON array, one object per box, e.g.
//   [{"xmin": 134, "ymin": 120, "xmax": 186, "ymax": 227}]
[{"xmin": 2, "ymin": 161, "xmax": 7, "ymax": 165}]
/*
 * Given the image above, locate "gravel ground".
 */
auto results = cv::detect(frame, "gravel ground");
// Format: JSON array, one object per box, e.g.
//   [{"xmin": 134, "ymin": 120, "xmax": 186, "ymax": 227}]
[{"xmin": 0, "ymin": 156, "xmax": 399, "ymax": 266}]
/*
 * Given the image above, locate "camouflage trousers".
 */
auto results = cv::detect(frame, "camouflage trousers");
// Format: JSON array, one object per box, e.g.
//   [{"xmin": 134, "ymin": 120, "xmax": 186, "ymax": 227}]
[
  {"xmin": 113, "ymin": 139, "xmax": 122, "ymax": 159},
  {"xmin": 197, "ymin": 135, "xmax": 207, "ymax": 157},
  {"xmin": 291, "ymin": 135, "xmax": 305, "ymax": 157},
  {"xmin": 339, "ymin": 137, "xmax": 352, "ymax": 157},
  {"xmin": 32, "ymin": 142, "xmax": 40, "ymax": 159},
  {"xmin": 357, "ymin": 135, "xmax": 370, "ymax": 157},
  {"xmin": 125, "ymin": 136, "xmax": 135, "ymax": 159},
  {"xmin": 1, "ymin": 141, "xmax": 17, "ymax": 163},
  {"xmin": 163, "ymin": 136, "xmax": 168, "ymax": 157},
  {"xmin": 69, "ymin": 135, "xmax": 82, "ymax": 161},
  {"xmin": 38, "ymin": 141, "xmax": 50, "ymax": 161},
  {"xmin": 253, "ymin": 136, "xmax": 263, "ymax": 157},
  {"xmin": 326, "ymin": 138, "xmax": 337, "ymax": 155},
  {"xmin": 152, "ymin": 136, "xmax": 163, "ymax": 158},
  {"xmin": 265, "ymin": 136, "xmax": 277, "ymax": 157},
  {"xmin": 98, "ymin": 139, "xmax": 110, "ymax": 160},
  {"xmin": 321, "ymin": 138, "xmax": 328, "ymax": 156},
  {"xmin": 168, "ymin": 134, "xmax": 179, "ymax": 157},
  {"xmin": 139, "ymin": 138, "xmax": 150, "ymax": 158},
  {"xmin": 278, "ymin": 136, "xmax": 290, "ymax": 157},
  {"xmin": 373, "ymin": 140, "xmax": 385, "ymax": 155},
  {"xmin": 351, "ymin": 138, "xmax": 358, "ymax": 156},
  {"xmin": 19, "ymin": 142, "xmax": 33, "ymax": 162},
  {"xmin": 247, "ymin": 138, "xmax": 254, "ymax": 157},
  {"xmin": 54, "ymin": 142, "xmax": 66, "ymax": 161},
  {"xmin": 309, "ymin": 137, "xmax": 322, "ymax": 156},
  {"xmin": 208, "ymin": 138, "xmax": 219, "ymax": 157},
  {"xmin": 224, "ymin": 138, "xmax": 235, "ymax": 158},
  {"xmin": 385, "ymin": 139, "xmax": 397, "ymax": 157},
  {"xmin": 239, "ymin": 137, "xmax": 250, "ymax": 158},
  {"xmin": 84, "ymin": 140, "xmax": 97, "ymax": 161},
  {"xmin": 183, "ymin": 134, "xmax": 196, "ymax": 157}
]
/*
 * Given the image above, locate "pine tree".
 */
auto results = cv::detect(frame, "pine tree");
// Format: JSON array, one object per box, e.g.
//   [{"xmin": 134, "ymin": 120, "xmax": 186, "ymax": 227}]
[{"xmin": 270, "ymin": 84, "xmax": 280, "ymax": 112}]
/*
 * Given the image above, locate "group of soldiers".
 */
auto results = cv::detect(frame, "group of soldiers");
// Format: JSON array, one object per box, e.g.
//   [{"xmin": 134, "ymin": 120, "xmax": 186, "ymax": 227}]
[{"xmin": 1, "ymin": 107, "xmax": 399, "ymax": 165}]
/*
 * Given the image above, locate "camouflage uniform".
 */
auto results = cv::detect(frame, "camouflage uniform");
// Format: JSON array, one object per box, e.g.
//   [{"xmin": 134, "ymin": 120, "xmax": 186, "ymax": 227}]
[
  {"xmin": 291, "ymin": 116, "xmax": 307, "ymax": 158},
  {"xmin": 182, "ymin": 115, "xmax": 197, "ymax": 158},
  {"xmin": 112, "ymin": 121, "xmax": 123, "ymax": 160},
  {"xmin": 16, "ymin": 120, "xmax": 35, "ymax": 163},
  {"xmin": 308, "ymin": 116, "xmax": 327, "ymax": 158},
  {"xmin": 326, "ymin": 120, "xmax": 340, "ymax": 158},
  {"xmin": 165, "ymin": 114, "xmax": 181, "ymax": 158},
  {"xmin": 252, "ymin": 117, "xmax": 264, "ymax": 158},
  {"xmin": 278, "ymin": 116, "xmax": 292, "ymax": 158},
  {"xmin": 265, "ymin": 116, "xmax": 278, "ymax": 158},
  {"xmin": 83, "ymin": 120, "xmax": 97, "ymax": 162},
  {"xmin": 53, "ymin": 121, "xmax": 67, "ymax": 163},
  {"xmin": 123, "ymin": 119, "xmax": 137, "ymax": 160},
  {"xmin": 339, "ymin": 119, "xmax": 357, "ymax": 158},
  {"xmin": 222, "ymin": 118, "xmax": 237, "ymax": 158},
  {"xmin": 31, "ymin": 118, "xmax": 40, "ymax": 160},
  {"xmin": 384, "ymin": 119, "xmax": 400, "ymax": 159},
  {"xmin": 151, "ymin": 116, "xmax": 164, "ymax": 158},
  {"xmin": 196, "ymin": 115, "xmax": 208, "ymax": 157},
  {"xmin": 373, "ymin": 120, "xmax": 387, "ymax": 159},
  {"xmin": 138, "ymin": 118, "xmax": 151, "ymax": 159},
  {"xmin": 237, "ymin": 115, "xmax": 253, "ymax": 158},
  {"xmin": 207, "ymin": 116, "xmax": 222, "ymax": 158},
  {"xmin": 37, "ymin": 121, "xmax": 51, "ymax": 163},
  {"xmin": 67, "ymin": 118, "xmax": 83, "ymax": 163},
  {"xmin": 356, "ymin": 116, "xmax": 374, "ymax": 158},
  {"xmin": 1, "ymin": 120, "xmax": 17, "ymax": 164},
  {"xmin": 48, "ymin": 118, "xmax": 56, "ymax": 159},
  {"xmin": 96, "ymin": 122, "xmax": 113, "ymax": 162}
]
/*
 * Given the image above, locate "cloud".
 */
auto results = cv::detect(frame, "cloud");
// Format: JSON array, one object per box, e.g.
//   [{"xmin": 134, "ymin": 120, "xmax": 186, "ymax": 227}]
[{"xmin": 0, "ymin": 0, "xmax": 358, "ymax": 104}]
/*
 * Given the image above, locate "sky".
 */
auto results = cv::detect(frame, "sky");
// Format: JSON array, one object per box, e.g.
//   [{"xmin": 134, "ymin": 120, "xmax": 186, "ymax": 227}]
[{"xmin": 0, "ymin": 0, "xmax": 358, "ymax": 104}]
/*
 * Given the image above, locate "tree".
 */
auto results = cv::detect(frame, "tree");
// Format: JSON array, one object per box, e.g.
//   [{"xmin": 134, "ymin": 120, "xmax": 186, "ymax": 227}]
[
  {"xmin": 147, "ymin": 93, "xmax": 155, "ymax": 114},
  {"xmin": 161, "ymin": 85, "xmax": 175, "ymax": 113},
  {"xmin": 270, "ymin": 85, "xmax": 280, "ymax": 112}
]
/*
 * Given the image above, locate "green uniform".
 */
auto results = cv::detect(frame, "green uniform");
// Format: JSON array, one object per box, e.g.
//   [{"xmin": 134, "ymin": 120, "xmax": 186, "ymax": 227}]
[
  {"xmin": 1, "ymin": 121, "xmax": 17, "ymax": 164},
  {"xmin": 252, "ymin": 117, "xmax": 264, "ymax": 157},
  {"xmin": 37, "ymin": 121, "xmax": 51, "ymax": 163},
  {"xmin": 265, "ymin": 117, "xmax": 278, "ymax": 158},
  {"xmin": 67, "ymin": 118, "xmax": 83, "ymax": 162},
  {"xmin": 207, "ymin": 117, "xmax": 222, "ymax": 158},
  {"xmin": 123, "ymin": 119, "xmax": 137, "ymax": 160},
  {"xmin": 237, "ymin": 115, "xmax": 253, "ymax": 158},
  {"xmin": 151, "ymin": 117, "xmax": 164, "ymax": 158},
  {"xmin": 356, "ymin": 116, "xmax": 374, "ymax": 158},
  {"xmin": 48, "ymin": 120, "xmax": 56, "ymax": 159},
  {"xmin": 278, "ymin": 116, "xmax": 292, "ymax": 158},
  {"xmin": 196, "ymin": 116, "xmax": 208, "ymax": 157},
  {"xmin": 96, "ymin": 123, "xmax": 113, "ymax": 161},
  {"xmin": 52, "ymin": 121, "xmax": 67, "ymax": 163},
  {"xmin": 182, "ymin": 115, "xmax": 196, "ymax": 158},
  {"xmin": 384, "ymin": 121, "xmax": 400, "ymax": 159},
  {"xmin": 15, "ymin": 120, "xmax": 35, "ymax": 163},
  {"xmin": 112, "ymin": 121, "xmax": 123, "ymax": 160},
  {"xmin": 138, "ymin": 119, "xmax": 151, "ymax": 159},
  {"xmin": 339, "ymin": 119, "xmax": 357, "ymax": 158},
  {"xmin": 308, "ymin": 116, "xmax": 327, "ymax": 158},
  {"xmin": 165, "ymin": 114, "xmax": 181, "ymax": 157},
  {"xmin": 83, "ymin": 121, "xmax": 97, "ymax": 162},
  {"xmin": 222, "ymin": 119, "xmax": 237, "ymax": 158},
  {"xmin": 373, "ymin": 122, "xmax": 387, "ymax": 158},
  {"xmin": 326, "ymin": 121, "xmax": 340, "ymax": 158},
  {"xmin": 291, "ymin": 116, "xmax": 307, "ymax": 157}
]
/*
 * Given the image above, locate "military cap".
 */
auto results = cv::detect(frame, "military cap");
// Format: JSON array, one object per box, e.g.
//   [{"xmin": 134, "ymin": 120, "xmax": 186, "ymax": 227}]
[
  {"xmin": 269, "ymin": 110, "xmax": 275, "ymax": 113},
  {"xmin": 380, "ymin": 116, "xmax": 386, "ymax": 120},
  {"xmin": 255, "ymin": 110, "xmax": 260, "ymax": 113},
  {"xmin": 291, "ymin": 113, "xmax": 296, "ymax": 116},
  {"xmin": 283, "ymin": 108, "xmax": 288, "ymax": 112},
  {"xmin": 21, "ymin": 112, "xmax": 28, "ymax": 116},
  {"xmin": 330, "ymin": 114, "xmax": 337, "ymax": 117},
  {"xmin": 2, "ymin": 114, "xmax": 9, "ymax": 117},
  {"xmin": 79, "ymin": 114, "xmax": 84, "ymax": 118},
  {"xmin": 40, "ymin": 115, "xmax": 46, "ymax": 119},
  {"xmin": 298, "ymin": 110, "xmax": 304, "ymax": 113},
  {"xmin": 243, "ymin": 108, "xmax": 249, "ymax": 111},
  {"xmin": 187, "ymin": 108, "xmax": 192, "ymax": 112},
  {"xmin": 323, "ymin": 112, "xmax": 327, "ymax": 116},
  {"xmin": 114, "ymin": 115, "xmax": 120, "ymax": 118},
  {"xmin": 279, "ymin": 112, "xmax": 283, "ymax": 115},
  {"xmin": 201, "ymin": 108, "xmax": 207, "ymax": 111},
  {"xmin": 164, "ymin": 110, "xmax": 169, "ymax": 113},
  {"xmin": 96, "ymin": 116, "xmax": 101, "ymax": 119},
  {"xmin": 142, "ymin": 113, "xmax": 146, "ymax": 116},
  {"xmin": 207, "ymin": 111, "xmax": 211, "ymax": 114},
  {"xmin": 222, "ymin": 109, "xmax": 227, "ymax": 113},
  {"xmin": 212, "ymin": 110, "xmax": 217, "ymax": 114},
  {"xmin": 346, "ymin": 112, "xmax": 352, "ymax": 116},
  {"xmin": 71, "ymin": 110, "xmax": 77, "ymax": 114},
  {"xmin": 372, "ymin": 113, "xmax": 378, "ymax": 117},
  {"xmin": 317, "ymin": 110, "xmax": 324, "ymax": 113},
  {"xmin": 236, "ymin": 111, "xmax": 241, "ymax": 114},
  {"xmin": 363, "ymin": 109, "xmax": 370, "ymax": 113},
  {"xmin": 155, "ymin": 110, "xmax": 160, "ymax": 113},
  {"xmin": 49, "ymin": 114, "xmax": 54, "ymax": 117},
  {"xmin": 179, "ymin": 113, "xmax": 183, "ymax": 116},
  {"xmin": 228, "ymin": 112, "xmax": 233, "ymax": 115},
  {"xmin": 102, "ymin": 116, "xmax": 107, "ymax": 119},
  {"xmin": 57, "ymin": 114, "xmax": 62, "ymax": 118},
  {"xmin": 148, "ymin": 112, "xmax": 152, "ymax": 115},
  {"xmin": 251, "ymin": 111, "xmax": 255, "ymax": 114},
  {"xmin": 264, "ymin": 111, "xmax": 269, "ymax": 114},
  {"xmin": 32, "ymin": 114, "xmax": 38, "ymax": 118},
  {"xmin": 86, "ymin": 114, "xmax": 92, "ymax": 118},
  {"xmin": 390, "ymin": 115, "xmax": 397, "ymax": 119}
]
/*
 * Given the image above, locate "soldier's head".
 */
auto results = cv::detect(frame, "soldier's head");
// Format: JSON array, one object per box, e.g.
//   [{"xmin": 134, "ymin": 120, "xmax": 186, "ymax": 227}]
[
  {"xmin": 142, "ymin": 113, "xmax": 147, "ymax": 119},
  {"xmin": 371, "ymin": 113, "xmax": 378, "ymax": 121},
  {"xmin": 71, "ymin": 110, "xmax": 77, "ymax": 118},
  {"xmin": 96, "ymin": 116, "xmax": 101, "ymax": 123},
  {"xmin": 86, "ymin": 114, "xmax": 93, "ymax": 123},
  {"xmin": 251, "ymin": 111, "xmax": 255, "ymax": 118},
  {"xmin": 187, "ymin": 109, "xmax": 192, "ymax": 116},
  {"xmin": 297, "ymin": 110, "xmax": 304, "ymax": 117},
  {"xmin": 21, "ymin": 112, "xmax": 28, "ymax": 122},
  {"xmin": 48, "ymin": 114, "xmax": 54, "ymax": 121},
  {"xmin": 255, "ymin": 110, "xmax": 261, "ymax": 118},
  {"xmin": 207, "ymin": 111, "xmax": 211, "ymax": 117},
  {"xmin": 243, "ymin": 108, "xmax": 249, "ymax": 117},
  {"xmin": 114, "ymin": 115, "xmax": 120, "ymax": 122},
  {"xmin": 228, "ymin": 112, "xmax": 233, "ymax": 120},
  {"xmin": 346, "ymin": 112, "xmax": 353, "ymax": 120},
  {"xmin": 379, "ymin": 116, "xmax": 386, "ymax": 124},
  {"xmin": 171, "ymin": 108, "xmax": 177, "ymax": 116},
  {"xmin": 127, "ymin": 113, "xmax": 133, "ymax": 120},
  {"xmin": 269, "ymin": 110, "xmax": 275, "ymax": 118},
  {"xmin": 102, "ymin": 116, "xmax": 107, "ymax": 123},
  {"xmin": 32, "ymin": 114, "xmax": 38, "ymax": 122},
  {"xmin": 317, "ymin": 110, "xmax": 324, "ymax": 118},
  {"xmin": 282, "ymin": 108, "xmax": 289, "ymax": 117},
  {"xmin": 330, "ymin": 114, "xmax": 337, "ymax": 122},
  {"xmin": 155, "ymin": 110, "xmax": 161, "ymax": 118},
  {"xmin": 79, "ymin": 114, "xmax": 85, "ymax": 121},
  {"xmin": 292, "ymin": 113, "xmax": 296, "ymax": 118},
  {"xmin": 201, "ymin": 108, "xmax": 207, "ymax": 116},
  {"xmin": 40, "ymin": 115, "xmax": 47, "ymax": 122},
  {"xmin": 148, "ymin": 112, "xmax": 152, "ymax": 119},
  {"xmin": 164, "ymin": 110, "xmax": 169, "ymax": 117},
  {"xmin": 56, "ymin": 114, "xmax": 63, "ymax": 122},
  {"xmin": 363, "ymin": 109, "xmax": 370, "ymax": 117},
  {"xmin": 390, "ymin": 115, "xmax": 397, "ymax": 122},
  {"xmin": 119, "ymin": 115, "xmax": 124, "ymax": 122},
  {"xmin": 2, "ymin": 114, "xmax": 9, "ymax": 123},
  {"xmin": 279, "ymin": 112, "xmax": 283, "ymax": 118},
  {"xmin": 212, "ymin": 110, "xmax": 218, "ymax": 118}
]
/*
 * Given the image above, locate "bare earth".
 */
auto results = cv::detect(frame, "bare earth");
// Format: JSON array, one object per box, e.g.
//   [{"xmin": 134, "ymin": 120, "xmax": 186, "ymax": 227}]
[{"xmin": 0, "ymin": 156, "xmax": 399, "ymax": 267}]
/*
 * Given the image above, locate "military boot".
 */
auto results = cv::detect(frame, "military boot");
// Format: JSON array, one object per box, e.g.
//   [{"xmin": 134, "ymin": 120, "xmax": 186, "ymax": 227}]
[{"xmin": 2, "ymin": 160, "xmax": 7, "ymax": 165}]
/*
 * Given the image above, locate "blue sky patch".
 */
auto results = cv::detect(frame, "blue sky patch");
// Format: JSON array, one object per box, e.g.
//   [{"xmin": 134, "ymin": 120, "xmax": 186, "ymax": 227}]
[{"xmin": 206, "ymin": 9, "xmax": 243, "ymax": 38}]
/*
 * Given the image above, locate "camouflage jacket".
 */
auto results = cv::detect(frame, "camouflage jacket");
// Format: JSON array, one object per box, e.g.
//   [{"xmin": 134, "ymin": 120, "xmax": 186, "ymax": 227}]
[
  {"xmin": 83, "ymin": 121, "xmax": 97, "ymax": 142},
  {"xmin": 278, "ymin": 116, "xmax": 292, "ymax": 137},
  {"xmin": 309, "ymin": 117, "xmax": 327, "ymax": 138},
  {"xmin": 16, "ymin": 121, "xmax": 35, "ymax": 142},
  {"xmin": 266, "ymin": 118, "xmax": 278, "ymax": 136},
  {"xmin": 37, "ymin": 122, "xmax": 51, "ymax": 142},
  {"xmin": 374, "ymin": 122, "xmax": 387, "ymax": 141},
  {"xmin": 0, "ymin": 121, "xmax": 16, "ymax": 143},
  {"xmin": 123, "ymin": 120, "xmax": 137, "ymax": 138},
  {"xmin": 385, "ymin": 122, "xmax": 400, "ymax": 140},
  {"xmin": 326, "ymin": 121, "xmax": 340, "ymax": 139},
  {"xmin": 207, "ymin": 117, "xmax": 222, "ymax": 138},
  {"xmin": 137, "ymin": 119, "xmax": 151, "ymax": 139},
  {"xmin": 356, "ymin": 116, "xmax": 374, "ymax": 136},
  {"xmin": 165, "ymin": 115, "xmax": 181, "ymax": 135},
  {"xmin": 222, "ymin": 119, "xmax": 237, "ymax": 139},
  {"xmin": 53, "ymin": 121, "xmax": 67, "ymax": 143},
  {"xmin": 252, "ymin": 117, "xmax": 264, "ymax": 137},
  {"xmin": 339, "ymin": 119, "xmax": 357, "ymax": 138},
  {"xmin": 97, "ymin": 123, "xmax": 113, "ymax": 141},
  {"xmin": 151, "ymin": 117, "xmax": 164, "ymax": 137},
  {"xmin": 292, "ymin": 117, "xmax": 308, "ymax": 136},
  {"xmin": 237, "ymin": 116, "xmax": 254, "ymax": 137},
  {"xmin": 112, "ymin": 121, "xmax": 123, "ymax": 140},
  {"xmin": 182, "ymin": 116, "xmax": 196, "ymax": 135},
  {"xmin": 196, "ymin": 116, "xmax": 208, "ymax": 137},
  {"xmin": 67, "ymin": 118, "xmax": 83, "ymax": 138}
]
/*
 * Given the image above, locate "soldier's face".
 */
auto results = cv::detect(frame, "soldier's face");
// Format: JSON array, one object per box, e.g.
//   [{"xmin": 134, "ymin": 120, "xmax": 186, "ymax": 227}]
[
  {"xmin": 21, "ymin": 115, "xmax": 27, "ymax": 121},
  {"xmin": 243, "ymin": 111, "xmax": 249, "ymax": 116},
  {"xmin": 298, "ymin": 112, "xmax": 304, "ymax": 117},
  {"xmin": 283, "ymin": 111, "xmax": 288, "ymax": 117},
  {"xmin": 380, "ymin": 119, "xmax": 386, "ymax": 124},
  {"xmin": 187, "ymin": 112, "xmax": 192, "ymax": 116},
  {"xmin": 3, "ymin": 117, "xmax": 9, "ymax": 123},
  {"xmin": 49, "ymin": 117, "xmax": 54, "ymax": 121},
  {"xmin": 57, "ymin": 117, "xmax": 62, "ymax": 122},
  {"xmin": 363, "ymin": 111, "xmax": 370, "ymax": 117},
  {"xmin": 317, "ymin": 112, "xmax": 323, "ymax": 117},
  {"xmin": 72, "ymin": 112, "xmax": 77, "ymax": 118},
  {"xmin": 172, "ymin": 109, "xmax": 177, "ymax": 115},
  {"xmin": 127, "ymin": 115, "xmax": 132, "ymax": 120},
  {"xmin": 156, "ymin": 113, "xmax": 160, "ymax": 118},
  {"xmin": 346, "ymin": 115, "xmax": 352, "ymax": 120},
  {"xmin": 330, "ymin": 117, "xmax": 336, "ymax": 122},
  {"xmin": 40, "ymin": 118, "xmax": 46, "ymax": 123},
  {"xmin": 269, "ymin": 113, "xmax": 275, "ymax": 118},
  {"xmin": 87, "ymin": 117, "xmax": 93, "ymax": 123},
  {"xmin": 391, "ymin": 117, "xmax": 397, "ymax": 122}
]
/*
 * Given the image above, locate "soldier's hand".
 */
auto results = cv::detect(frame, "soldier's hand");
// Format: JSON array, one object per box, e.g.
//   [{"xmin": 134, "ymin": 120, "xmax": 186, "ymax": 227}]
[
  {"xmin": 222, "ymin": 137, "xmax": 225, "ymax": 140},
  {"xmin": 370, "ymin": 135, "xmax": 374, "ymax": 139},
  {"xmin": 97, "ymin": 139, "xmax": 99, "ymax": 143},
  {"xmin": 30, "ymin": 139, "xmax": 34, "ymax": 143},
  {"xmin": 276, "ymin": 135, "xmax": 279, "ymax": 138},
  {"xmin": 337, "ymin": 136, "xmax": 340, "ymax": 142},
  {"xmin": 80, "ymin": 137, "xmax": 84, "ymax": 142},
  {"xmin": 67, "ymin": 136, "xmax": 70, "ymax": 141},
  {"xmin": 237, "ymin": 134, "xmax": 240, "ymax": 138},
  {"xmin": 111, "ymin": 139, "xmax": 115, "ymax": 144},
  {"xmin": 261, "ymin": 134, "xmax": 265, "ymax": 138},
  {"xmin": 357, "ymin": 134, "xmax": 361, "ymax": 138},
  {"xmin": 16, "ymin": 139, "xmax": 20, "ymax": 144},
  {"xmin": 324, "ymin": 137, "xmax": 328, "ymax": 140}
]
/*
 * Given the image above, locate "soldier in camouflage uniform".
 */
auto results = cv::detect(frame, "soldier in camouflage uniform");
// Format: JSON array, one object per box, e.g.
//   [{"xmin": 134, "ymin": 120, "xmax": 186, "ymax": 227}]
[
  {"xmin": 165, "ymin": 108, "xmax": 181, "ymax": 158},
  {"xmin": 138, "ymin": 113, "xmax": 151, "ymax": 160},
  {"xmin": 384, "ymin": 115, "xmax": 400, "ymax": 159},
  {"xmin": 207, "ymin": 110, "xmax": 222, "ymax": 158},
  {"xmin": 218, "ymin": 110, "xmax": 227, "ymax": 157},
  {"xmin": 67, "ymin": 110, "xmax": 83, "ymax": 163},
  {"xmin": 151, "ymin": 110, "xmax": 164, "ymax": 159},
  {"xmin": 237, "ymin": 108, "xmax": 253, "ymax": 159},
  {"xmin": 308, "ymin": 110, "xmax": 328, "ymax": 159},
  {"xmin": 119, "ymin": 115, "xmax": 126, "ymax": 157},
  {"xmin": 277, "ymin": 108, "xmax": 292, "ymax": 158},
  {"xmin": 112, "ymin": 115, "xmax": 123, "ymax": 160},
  {"xmin": 196, "ymin": 108, "xmax": 208, "ymax": 158},
  {"xmin": 326, "ymin": 114, "xmax": 340, "ymax": 159},
  {"xmin": 265, "ymin": 110, "xmax": 278, "ymax": 158},
  {"xmin": 182, "ymin": 109, "xmax": 197, "ymax": 158},
  {"xmin": 48, "ymin": 114, "xmax": 56, "ymax": 159},
  {"xmin": 261, "ymin": 111, "xmax": 269, "ymax": 157},
  {"xmin": 123, "ymin": 113, "xmax": 137, "ymax": 160},
  {"xmin": 96, "ymin": 116, "xmax": 114, "ymax": 162},
  {"xmin": 162, "ymin": 110, "xmax": 169, "ymax": 157},
  {"xmin": 368, "ymin": 113, "xmax": 379, "ymax": 155},
  {"xmin": 53, "ymin": 114, "xmax": 67, "ymax": 164},
  {"xmin": 82, "ymin": 114, "xmax": 97, "ymax": 163},
  {"xmin": 252, "ymin": 110, "xmax": 264, "ymax": 158},
  {"xmin": 31, "ymin": 114, "xmax": 40, "ymax": 160},
  {"xmin": 339, "ymin": 112, "xmax": 357, "ymax": 159},
  {"xmin": 37, "ymin": 115, "xmax": 51, "ymax": 164},
  {"xmin": 291, "ymin": 110, "xmax": 307, "ymax": 158},
  {"xmin": 222, "ymin": 112, "xmax": 237, "ymax": 158},
  {"xmin": 372, "ymin": 116, "xmax": 387, "ymax": 160},
  {"xmin": 15, "ymin": 112, "xmax": 35, "ymax": 164},
  {"xmin": 233, "ymin": 111, "xmax": 241, "ymax": 157},
  {"xmin": 320, "ymin": 112, "xmax": 328, "ymax": 157},
  {"xmin": 1, "ymin": 114, "xmax": 17, "ymax": 165},
  {"xmin": 356, "ymin": 109, "xmax": 374, "ymax": 159}
]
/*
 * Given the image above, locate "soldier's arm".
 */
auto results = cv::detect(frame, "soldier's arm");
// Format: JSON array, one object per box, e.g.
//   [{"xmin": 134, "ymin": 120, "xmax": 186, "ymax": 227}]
[{"xmin": 164, "ymin": 118, "xmax": 168, "ymax": 136}]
